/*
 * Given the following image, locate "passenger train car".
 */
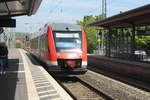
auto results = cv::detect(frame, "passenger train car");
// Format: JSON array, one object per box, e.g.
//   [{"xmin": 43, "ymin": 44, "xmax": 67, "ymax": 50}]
[{"xmin": 29, "ymin": 23, "xmax": 87, "ymax": 75}]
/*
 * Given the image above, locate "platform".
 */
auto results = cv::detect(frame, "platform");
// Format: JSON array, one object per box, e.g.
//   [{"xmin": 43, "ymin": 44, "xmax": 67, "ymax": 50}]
[
  {"xmin": 0, "ymin": 49, "xmax": 73, "ymax": 100},
  {"xmin": 88, "ymin": 54, "xmax": 150, "ymax": 83}
]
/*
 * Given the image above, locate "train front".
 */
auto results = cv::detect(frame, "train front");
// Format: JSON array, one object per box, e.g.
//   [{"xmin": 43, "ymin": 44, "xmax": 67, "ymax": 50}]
[{"xmin": 48, "ymin": 23, "xmax": 87, "ymax": 75}]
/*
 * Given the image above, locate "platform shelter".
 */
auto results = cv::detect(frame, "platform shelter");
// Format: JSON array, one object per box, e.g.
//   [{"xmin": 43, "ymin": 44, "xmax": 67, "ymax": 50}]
[{"xmin": 90, "ymin": 4, "xmax": 150, "ymax": 61}]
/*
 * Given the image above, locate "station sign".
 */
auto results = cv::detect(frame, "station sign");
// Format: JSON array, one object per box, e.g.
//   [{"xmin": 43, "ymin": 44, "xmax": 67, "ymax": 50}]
[
  {"xmin": 0, "ymin": 19, "xmax": 16, "ymax": 27},
  {"xmin": 56, "ymin": 33, "xmax": 79, "ymax": 38},
  {"xmin": 95, "ymin": 33, "xmax": 101, "ymax": 38},
  {"xmin": 137, "ymin": 30, "xmax": 150, "ymax": 36}
]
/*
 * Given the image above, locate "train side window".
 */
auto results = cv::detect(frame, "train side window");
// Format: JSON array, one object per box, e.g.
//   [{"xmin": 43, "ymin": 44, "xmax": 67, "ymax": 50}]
[{"xmin": 44, "ymin": 33, "xmax": 49, "ymax": 52}]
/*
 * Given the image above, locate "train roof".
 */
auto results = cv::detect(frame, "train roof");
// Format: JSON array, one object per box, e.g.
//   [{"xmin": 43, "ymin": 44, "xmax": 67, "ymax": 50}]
[
  {"xmin": 31, "ymin": 23, "xmax": 82, "ymax": 40},
  {"xmin": 49, "ymin": 23, "xmax": 82, "ymax": 31}
]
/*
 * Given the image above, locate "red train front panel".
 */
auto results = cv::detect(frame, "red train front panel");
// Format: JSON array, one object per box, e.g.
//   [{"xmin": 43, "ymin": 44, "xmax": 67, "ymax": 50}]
[
  {"xmin": 45, "ymin": 24, "xmax": 87, "ymax": 74},
  {"xmin": 30, "ymin": 23, "xmax": 87, "ymax": 75}
]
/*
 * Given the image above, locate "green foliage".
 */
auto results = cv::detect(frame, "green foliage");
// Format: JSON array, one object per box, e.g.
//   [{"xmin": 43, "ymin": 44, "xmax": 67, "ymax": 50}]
[
  {"xmin": 16, "ymin": 43, "xmax": 22, "ymax": 48},
  {"xmin": 136, "ymin": 26, "xmax": 150, "ymax": 50},
  {"xmin": 136, "ymin": 36, "xmax": 150, "ymax": 50},
  {"xmin": 15, "ymin": 42, "xmax": 25, "ymax": 48},
  {"xmin": 76, "ymin": 14, "xmax": 104, "ymax": 53}
]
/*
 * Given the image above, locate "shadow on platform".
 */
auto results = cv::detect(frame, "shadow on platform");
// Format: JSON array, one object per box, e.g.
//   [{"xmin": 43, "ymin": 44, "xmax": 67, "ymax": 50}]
[
  {"xmin": 0, "ymin": 59, "xmax": 19, "ymax": 100},
  {"xmin": 25, "ymin": 53, "xmax": 41, "ymax": 66}
]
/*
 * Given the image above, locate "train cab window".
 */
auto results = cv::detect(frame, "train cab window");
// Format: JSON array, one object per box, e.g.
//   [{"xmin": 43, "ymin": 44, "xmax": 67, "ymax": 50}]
[{"xmin": 53, "ymin": 31, "xmax": 82, "ymax": 53}]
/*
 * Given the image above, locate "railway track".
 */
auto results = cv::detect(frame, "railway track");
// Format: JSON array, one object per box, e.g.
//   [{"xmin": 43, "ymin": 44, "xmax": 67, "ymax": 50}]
[
  {"xmin": 79, "ymin": 70, "xmax": 150, "ymax": 100},
  {"xmin": 88, "ymin": 65, "xmax": 150, "ymax": 92},
  {"xmin": 55, "ymin": 69, "xmax": 150, "ymax": 100},
  {"xmin": 55, "ymin": 76, "xmax": 113, "ymax": 100}
]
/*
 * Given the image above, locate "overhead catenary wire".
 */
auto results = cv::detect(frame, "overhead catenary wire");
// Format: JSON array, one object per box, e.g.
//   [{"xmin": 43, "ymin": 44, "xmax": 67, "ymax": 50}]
[
  {"xmin": 49, "ymin": 0, "xmax": 63, "ymax": 16},
  {"xmin": 87, "ymin": 0, "xmax": 110, "ymax": 15}
]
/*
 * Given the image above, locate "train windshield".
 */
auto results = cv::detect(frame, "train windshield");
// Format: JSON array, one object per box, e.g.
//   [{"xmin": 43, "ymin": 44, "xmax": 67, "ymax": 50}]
[{"xmin": 53, "ymin": 31, "xmax": 82, "ymax": 53}]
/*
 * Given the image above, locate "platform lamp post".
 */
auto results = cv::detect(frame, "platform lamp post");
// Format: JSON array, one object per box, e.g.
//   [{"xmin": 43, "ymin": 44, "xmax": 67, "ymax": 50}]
[
  {"xmin": 25, "ymin": 35, "xmax": 29, "ymax": 47},
  {"xmin": 24, "ymin": 23, "xmax": 30, "ymax": 48}
]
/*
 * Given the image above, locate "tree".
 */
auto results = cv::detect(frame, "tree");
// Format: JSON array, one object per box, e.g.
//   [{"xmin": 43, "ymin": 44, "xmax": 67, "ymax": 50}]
[
  {"xmin": 136, "ymin": 36, "xmax": 150, "ymax": 50},
  {"xmin": 76, "ymin": 14, "xmax": 104, "ymax": 53},
  {"xmin": 136, "ymin": 26, "xmax": 150, "ymax": 50}
]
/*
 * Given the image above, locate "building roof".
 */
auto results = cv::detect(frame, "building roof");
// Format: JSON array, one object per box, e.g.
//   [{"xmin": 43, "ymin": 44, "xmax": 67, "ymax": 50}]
[
  {"xmin": 89, "ymin": 4, "xmax": 150, "ymax": 28},
  {"xmin": 0, "ymin": 0, "xmax": 43, "ymax": 17}
]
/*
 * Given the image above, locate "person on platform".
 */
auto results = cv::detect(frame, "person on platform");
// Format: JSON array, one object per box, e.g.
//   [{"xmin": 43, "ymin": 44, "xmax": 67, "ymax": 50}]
[
  {"xmin": 0, "ymin": 42, "xmax": 8, "ymax": 74},
  {"xmin": 3, "ymin": 43, "xmax": 8, "ymax": 69}
]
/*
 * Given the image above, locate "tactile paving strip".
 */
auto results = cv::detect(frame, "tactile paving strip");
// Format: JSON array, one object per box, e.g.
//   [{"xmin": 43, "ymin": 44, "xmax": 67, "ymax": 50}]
[
  {"xmin": 30, "ymin": 65, "xmax": 62, "ymax": 100},
  {"xmin": 24, "ymin": 53, "xmax": 62, "ymax": 100},
  {"xmin": 31, "ymin": 66, "xmax": 62, "ymax": 100}
]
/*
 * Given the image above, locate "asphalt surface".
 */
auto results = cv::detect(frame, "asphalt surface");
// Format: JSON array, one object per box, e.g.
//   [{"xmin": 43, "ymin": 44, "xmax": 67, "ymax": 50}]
[{"xmin": 0, "ymin": 49, "xmax": 28, "ymax": 100}]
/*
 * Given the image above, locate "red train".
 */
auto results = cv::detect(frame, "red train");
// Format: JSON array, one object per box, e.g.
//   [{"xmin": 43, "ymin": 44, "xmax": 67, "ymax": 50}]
[{"xmin": 29, "ymin": 23, "xmax": 87, "ymax": 75}]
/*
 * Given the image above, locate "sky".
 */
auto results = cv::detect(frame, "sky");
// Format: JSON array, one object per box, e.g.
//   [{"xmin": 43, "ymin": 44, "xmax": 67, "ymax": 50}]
[{"xmin": 14, "ymin": 0, "xmax": 150, "ymax": 32}]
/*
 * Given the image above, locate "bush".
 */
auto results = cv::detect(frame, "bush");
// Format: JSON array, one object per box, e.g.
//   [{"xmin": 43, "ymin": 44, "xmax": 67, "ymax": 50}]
[{"xmin": 16, "ymin": 43, "xmax": 22, "ymax": 48}]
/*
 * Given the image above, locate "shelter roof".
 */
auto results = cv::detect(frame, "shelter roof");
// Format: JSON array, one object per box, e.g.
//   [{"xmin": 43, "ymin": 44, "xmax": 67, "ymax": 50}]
[
  {"xmin": 89, "ymin": 4, "xmax": 150, "ymax": 28},
  {"xmin": 0, "ymin": 0, "xmax": 43, "ymax": 17}
]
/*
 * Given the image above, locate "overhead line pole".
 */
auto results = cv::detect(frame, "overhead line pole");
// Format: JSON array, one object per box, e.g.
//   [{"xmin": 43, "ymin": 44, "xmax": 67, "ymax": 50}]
[
  {"xmin": 102, "ymin": 0, "xmax": 104, "ymax": 15},
  {"xmin": 105, "ymin": 0, "xmax": 107, "ymax": 18},
  {"xmin": 102, "ymin": 0, "xmax": 107, "ymax": 18},
  {"xmin": 101, "ymin": 0, "xmax": 107, "ymax": 55}
]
